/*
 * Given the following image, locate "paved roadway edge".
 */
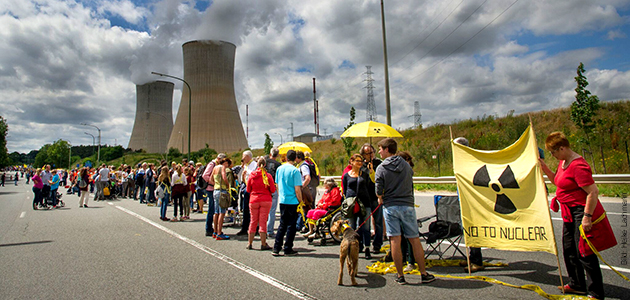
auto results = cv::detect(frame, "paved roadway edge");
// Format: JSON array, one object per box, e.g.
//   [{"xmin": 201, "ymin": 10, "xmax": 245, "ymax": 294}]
[{"xmin": 114, "ymin": 205, "xmax": 318, "ymax": 300}]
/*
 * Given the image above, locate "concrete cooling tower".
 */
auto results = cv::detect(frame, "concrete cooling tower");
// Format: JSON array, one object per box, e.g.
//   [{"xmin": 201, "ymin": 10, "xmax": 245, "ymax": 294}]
[
  {"xmin": 128, "ymin": 81, "xmax": 174, "ymax": 153},
  {"xmin": 167, "ymin": 40, "xmax": 248, "ymax": 154}
]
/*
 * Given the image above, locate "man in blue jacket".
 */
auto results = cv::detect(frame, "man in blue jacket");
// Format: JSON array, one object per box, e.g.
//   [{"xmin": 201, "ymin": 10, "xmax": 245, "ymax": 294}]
[{"xmin": 375, "ymin": 138, "xmax": 435, "ymax": 285}]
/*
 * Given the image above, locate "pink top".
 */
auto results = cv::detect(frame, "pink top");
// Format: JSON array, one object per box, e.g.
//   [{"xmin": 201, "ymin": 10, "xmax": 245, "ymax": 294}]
[{"xmin": 32, "ymin": 174, "xmax": 43, "ymax": 189}]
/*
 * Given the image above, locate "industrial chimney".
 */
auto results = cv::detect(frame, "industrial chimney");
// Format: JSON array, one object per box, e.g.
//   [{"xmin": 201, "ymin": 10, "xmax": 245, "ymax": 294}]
[
  {"xmin": 167, "ymin": 40, "xmax": 248, "ymax": 154},
  {"xmin": 128, "ymin": 80, "xmax": 174, "ymax": 154}
]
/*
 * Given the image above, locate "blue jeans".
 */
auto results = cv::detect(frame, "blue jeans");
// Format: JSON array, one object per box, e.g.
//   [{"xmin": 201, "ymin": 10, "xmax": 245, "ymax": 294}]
[
  {"xmin": 267, "ymin": 191, "xmax": 278, "ymax": 235},
  {"xmin": 160, "ymin": 193, "xmax": 170, "ymax": 219},
  {"xmin": 205, "ymin": 190, "xmax": 215, "ymax": 234},
  {"xmin": 350, "ymin": 206, "xmax": 371, "ymax": 248},
  {"xmin": 372, "ymin": 205, "xmax": 384, "ymax": 250},
  {"xmin": 274, "ymin": 204, "xmax": 299, "ymax": 253},
  {"xmin": 51, "ymin": 188, "xmax": 58, "ymax": 206},
  {"xmin": 214, "ymin": 190, "xmax": 228, "ymax": 214}
]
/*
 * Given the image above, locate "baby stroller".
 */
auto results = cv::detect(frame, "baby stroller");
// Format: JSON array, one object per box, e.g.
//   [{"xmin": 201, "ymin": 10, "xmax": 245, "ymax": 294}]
[
  {"xmin": 42, "ymin": 189, "xmax": 65, "ymax": 209},
  {"xmin": 223, "ymin": 186, "xmax": 242, "ymax": 227},
  {"xmin": 301, "ymin": 203, "xmax": 343, "ymax": 245}
]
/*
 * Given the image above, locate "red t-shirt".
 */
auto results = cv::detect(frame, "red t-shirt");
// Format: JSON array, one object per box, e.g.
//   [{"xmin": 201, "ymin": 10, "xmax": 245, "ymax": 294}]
[
  {"xmin": 554, "ymin": 157, "xmax": 594, "ymax": 207},
  {"xmin": 246, "ymin": 169, "xmax": 276, "ymax": 204}
]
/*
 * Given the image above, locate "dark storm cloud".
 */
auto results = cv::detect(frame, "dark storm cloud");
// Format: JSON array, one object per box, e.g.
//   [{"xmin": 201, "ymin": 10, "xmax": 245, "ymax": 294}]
[{"xmin": 17, "ymin": 96, "xmax": 108, "ymax": 124}]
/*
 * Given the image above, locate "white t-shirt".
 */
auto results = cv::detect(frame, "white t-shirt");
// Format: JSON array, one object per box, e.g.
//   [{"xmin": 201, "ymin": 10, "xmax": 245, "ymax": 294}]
[{"xmin": 99, "ymin": 168, "xmax": 110, "ymax": 182}]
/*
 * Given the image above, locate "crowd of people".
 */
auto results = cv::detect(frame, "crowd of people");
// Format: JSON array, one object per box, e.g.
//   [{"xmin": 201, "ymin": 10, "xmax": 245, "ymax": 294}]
[{"xmin": 8, "ymin": 131, "xmax": 611, "ymax": 297}]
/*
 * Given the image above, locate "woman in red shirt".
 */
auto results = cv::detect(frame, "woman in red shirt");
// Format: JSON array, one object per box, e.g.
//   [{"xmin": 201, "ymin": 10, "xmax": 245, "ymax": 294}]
[
  {"xmin": 539, "ymin": 132, "xmax": 606, "ymax": 299},
  {"xmin": 246, "ymin": 157, "xmax": 276, "ymax": 250},
  {"xmin": 302, "ymin": 177, "xmax": 342, "ymax": 238}
]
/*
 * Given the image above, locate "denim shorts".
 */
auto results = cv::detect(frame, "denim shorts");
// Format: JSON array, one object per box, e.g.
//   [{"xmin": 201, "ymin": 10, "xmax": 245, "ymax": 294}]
[
  {"xmin": 213, "ymin": 190, "xmax": 227, "ymax": 214},
  {"xmin": 383, "ymin": 205, "xmax": 419, "ymax": 238}
]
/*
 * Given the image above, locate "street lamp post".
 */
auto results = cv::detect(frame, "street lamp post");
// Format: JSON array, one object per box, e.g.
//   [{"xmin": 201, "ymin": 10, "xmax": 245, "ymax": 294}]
[
  {"xmin": 151, "ymin": 71, "xmax": 191, "ymax": 161},
  {"xmin": 84, "ymin": 132, "xmax": 95, "ymax": 158},
  {"xmin": 81, "ymin": 123, "xmax": 101, "ymax": 164},
  {"xmin": 275, "ymin": 132, "xmax": 283, "ymax": 144}
]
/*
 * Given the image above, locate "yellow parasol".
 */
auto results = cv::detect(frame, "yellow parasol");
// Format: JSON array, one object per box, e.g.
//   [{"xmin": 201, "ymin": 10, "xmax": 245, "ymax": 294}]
[
  {"xmin": 340, "ymin": 121, "xmax": 403, "ymax": 138},
  {"xmin": 278, "ymin": 141, "xmax": 312, "ymax": 155}
]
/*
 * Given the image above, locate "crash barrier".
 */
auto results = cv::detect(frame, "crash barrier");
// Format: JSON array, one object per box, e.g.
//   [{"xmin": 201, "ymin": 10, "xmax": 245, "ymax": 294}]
[{"xmin": 321, "ymin": 174, "xmax": 630, "ymax": 185}]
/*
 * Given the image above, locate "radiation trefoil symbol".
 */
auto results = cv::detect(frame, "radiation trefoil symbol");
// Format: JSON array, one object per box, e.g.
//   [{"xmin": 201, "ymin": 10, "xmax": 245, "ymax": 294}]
[
  {"xmin": 473, "ymin": 165, "xmax": 519, "ymax": 214},
  {"xmin": 373, "ymin": 128, "xmax": 382, "ymax": 133}
]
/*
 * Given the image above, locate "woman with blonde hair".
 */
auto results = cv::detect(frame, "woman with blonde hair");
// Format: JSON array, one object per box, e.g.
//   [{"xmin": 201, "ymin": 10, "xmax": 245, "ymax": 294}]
[{"xmin": 211, "ymin": 158, "xmax": 232, "ymax": 240}]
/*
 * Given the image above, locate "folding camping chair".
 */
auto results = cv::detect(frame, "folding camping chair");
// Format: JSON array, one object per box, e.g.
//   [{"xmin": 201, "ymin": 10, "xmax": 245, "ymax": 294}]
[{"xmin": 418, "ymin": 195, "xmax": 466, "ymax": 260}]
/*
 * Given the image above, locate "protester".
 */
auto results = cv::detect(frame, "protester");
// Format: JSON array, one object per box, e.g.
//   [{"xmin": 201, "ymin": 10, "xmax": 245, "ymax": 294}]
[
  {"xmin": 302, "ymin": 177, "xmax": 342, "ymax": 238},
  {"xmin": 237, "ymin": 150, "xmax": 257, "ymax": 236},
  {"xmin": 211, "ymin": 158, "xmax": 232, "ymax": 240},
  {"xmin": 342, "ymin": 153, "xmax": 373, "ymax": 259},
  {"xmin": 78, "ymin": 167, "xmax": 90, "ymax": 208},
  {"xmin": 171, "ymin": 164, "xmax": 187, "ymax": 221},
  {"xmin": 50, "ymin": 169, "xmax": 60, "ymax": 208},
  {"xmin": 184, "ymin": 166, "xmax": 194, "ymax": 220},
  {"xmin": 145, "ymin": 163, "xmax": 157, "ymax": 205},
  {"xmin": 157, "ymin": 166, "xmax": 171, "ymax": 221},
  {"xmin": 246, "ymin": 157, "xmax": 276, "ymax": 250},
  {"xmin": 265, "ymin": 147, "xmax": 282, "ymax": 237},
  {"xmin": 40, "ymin": 165, "xmax": 52, "ymax": 204},
  {"xmin": 193, "ymin": 162, "xmax": 205, "ymax": 214},
  {"xmin": 203, "ymin": 154, "xmax": 226, "ymax": 237},
  {"xmin": 539, "ymin": 132, "xmax": 607, "ymax": 299},
  {"xmin": 360, "ymin": 143, "xmax": 384, "ymax": 254},
  {"xmin": 295, "ymin": 151, "xmax": 313, "ymax": 233},
  {"xmin": 375, "ymin": 138, "xmax": 435, "ymax": 284},
  {"xmin": 135, "ymin": 163, "xmax": 146, "ymax": 201},
  {"xmin": 272, "ymin": 150, "xmax": 303, "ymax": 256},
  {"xmin": 32, "ymin": 169, "xmax": 43, "ymax": 210}
]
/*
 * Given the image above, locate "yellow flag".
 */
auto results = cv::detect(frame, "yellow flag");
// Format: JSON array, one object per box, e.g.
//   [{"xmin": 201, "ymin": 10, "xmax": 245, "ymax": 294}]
[{"xmin": 452, "ymin": 125, "xmax": 557, "ymax": 254}]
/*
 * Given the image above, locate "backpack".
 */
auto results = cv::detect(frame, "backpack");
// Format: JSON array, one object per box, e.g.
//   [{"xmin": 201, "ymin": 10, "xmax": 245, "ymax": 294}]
[
  {"xmin": 196, "ymin": 165, "xmax": 208, "ymax": 190},
  {"xmin": 135, "ymin": 171, "xmax": 144, "ymax": 183},
  {"xmin": 79, "ymin": 178, "xmax": 87, "ymax": 188},
  {"xmin": 303, "ymin": 159, "xmax": 319, "ymax": 186}
]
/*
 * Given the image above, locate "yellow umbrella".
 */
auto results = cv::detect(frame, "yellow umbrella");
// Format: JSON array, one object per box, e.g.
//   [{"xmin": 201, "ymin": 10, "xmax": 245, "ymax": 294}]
[
  {"xmin": 278, "ymin": 141, "xmax": 312, "ymax": 154},
  {"xmin": 340, "ymin": 121, "xmax": 403, "ymax": 138}
]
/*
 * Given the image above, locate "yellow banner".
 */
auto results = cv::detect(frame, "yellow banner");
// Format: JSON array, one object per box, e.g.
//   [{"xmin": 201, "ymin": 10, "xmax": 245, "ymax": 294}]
[{"xmin": 452, "ymin": 125, "xmax": 557, "ymax": 254}]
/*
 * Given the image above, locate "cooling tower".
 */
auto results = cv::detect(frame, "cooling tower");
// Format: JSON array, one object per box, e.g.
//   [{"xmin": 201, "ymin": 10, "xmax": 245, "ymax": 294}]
[
  {"xmin": 128, "ymin": 81, "xmax": 174, "ymax": 153},
  {"xmin": 167, "ymin": 40, "xmax": 248, "ymax": 154}
]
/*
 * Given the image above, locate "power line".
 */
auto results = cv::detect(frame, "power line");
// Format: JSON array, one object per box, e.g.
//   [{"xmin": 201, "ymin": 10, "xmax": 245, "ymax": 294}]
[
  {"xmin": 392, "ymin": 0, "xmax": 489, "ymax": 79},
  {"xmin": 394, "ymin": 0, "xmax": 520, "ymax": 89},
  {"xmin": 390, "ymin": 0, "xmax": 464, "ymax": 69}
]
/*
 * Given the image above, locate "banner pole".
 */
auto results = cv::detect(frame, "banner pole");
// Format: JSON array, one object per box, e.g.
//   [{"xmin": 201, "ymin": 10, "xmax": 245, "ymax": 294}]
[
  {"xmin": 466, "ymin": 246, "xmax": 472, "ymax": 276},
  {"xmin": 556, "ymin": 253, "xmax": 566, "ymax": 294},
  {"xmin": 449, "ymin": 126, "xmax": 453, "ymax": 140}
]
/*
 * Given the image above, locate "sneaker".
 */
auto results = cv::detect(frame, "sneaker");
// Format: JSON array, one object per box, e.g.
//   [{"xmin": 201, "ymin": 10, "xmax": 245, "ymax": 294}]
[
  {"xmin": 557, "ymin": 284, "xmax": 586, "ymax": 295},
  {"xmin": 421, "ymin": 272, "xmax": 436, "ymax": 284},
  {"xmin": 170, "ymin": 218, "xmax": 178, "ymax": 222},
  {"xmin": 403, "ymin": 264, "xmax": 416, "ymax": 273},
  {"xmin": 212, "ymin": 233, "xmax": 217, "ymax": 239},
  {"xmin": 236, "ymin": 231, "xmax": 247, "ymax": 236},
  {"xmin": 246, "ymin": 245, "xmax": 253, "ymax": 250},
  {"xmin": 365, "ymin": 248, "xmax": 372, "ymax": 259},
  {"xmin": 216, "ymin": 233, "xmax": 230, "ymax": 240},
  {"xmin": 284, "ymin": 249, "xmax": 298, "ymax": 256},
  {"xmin": 272, "ymin": 251, "xmax": 284, "ymax": 257},
  {"xmin": 83, "ymin": 205, "xmax": 88, "ymax": 208},
  {"xmin": 395, "ymin": 275, "xmax": 407, "ymax": 285},
  {"xmin": 205, "ymin": 231, "xmax": 214, "ymax": 237},
  {"xmin": 372, "ymin": 247, "xmax": 381, "ymax": 254},
  {"xmin": 261, "ymin": 245, "xmax": 272, "ymax": 251},
  {"xmin": 179, "ymin": 216, "xmax": 184, "ymax": 221}
]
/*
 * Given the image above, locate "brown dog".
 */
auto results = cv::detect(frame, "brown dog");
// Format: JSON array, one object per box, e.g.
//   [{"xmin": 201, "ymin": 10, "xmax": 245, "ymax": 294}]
[{"xmin": 331, "ymin": 220, "xmax": 360, "ymax": 286}]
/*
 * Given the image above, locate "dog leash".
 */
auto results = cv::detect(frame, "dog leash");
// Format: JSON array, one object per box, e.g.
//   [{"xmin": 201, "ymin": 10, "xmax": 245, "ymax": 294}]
[{"xmin": 357, "ymin": 203, "xmax": 382, "ymax": 229}]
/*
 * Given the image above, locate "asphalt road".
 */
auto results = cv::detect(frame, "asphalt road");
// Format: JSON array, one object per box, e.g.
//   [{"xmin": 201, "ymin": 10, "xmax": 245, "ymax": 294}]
[{"xmin": 1, "ymin": 181, "xmax": 628, "ymax": 299}]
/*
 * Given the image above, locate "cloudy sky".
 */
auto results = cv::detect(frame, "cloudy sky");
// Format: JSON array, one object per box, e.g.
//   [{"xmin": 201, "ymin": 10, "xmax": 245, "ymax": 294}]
[{"xmin": 1, "ymin": 0, "xmax": 629, "ymax": 153}]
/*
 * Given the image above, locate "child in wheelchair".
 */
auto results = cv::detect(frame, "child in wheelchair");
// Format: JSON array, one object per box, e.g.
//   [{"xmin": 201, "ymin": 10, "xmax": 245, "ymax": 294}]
[{"xmin": 302, "ymin": 178, "xmax": 342, "ymax": 239}]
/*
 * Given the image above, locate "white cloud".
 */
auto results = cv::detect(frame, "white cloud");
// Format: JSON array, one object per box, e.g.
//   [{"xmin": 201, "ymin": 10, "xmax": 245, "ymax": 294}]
[{"xmin": 2, "ymin": 0, "xmax": 630, "ymax": 154}]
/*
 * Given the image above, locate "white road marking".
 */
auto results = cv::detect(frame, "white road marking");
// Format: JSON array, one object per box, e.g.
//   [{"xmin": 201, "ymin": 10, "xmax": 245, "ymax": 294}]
[
  {"xmin": 600, "ymin": 265, "xmax": 630, "ymax": 274},
  {"xmin": 19, "ymin": 212, "xmax": 26, "ymax": 218},
  {"xmin": 108, "ymin": 202, "xmax": 113, "ymax": 205},
  {"xmin": 115, "ymin": 205, "xmax": 317, "ymax": 300}
]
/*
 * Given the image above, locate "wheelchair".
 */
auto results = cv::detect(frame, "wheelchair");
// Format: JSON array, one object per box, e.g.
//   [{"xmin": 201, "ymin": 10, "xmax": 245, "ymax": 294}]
[{"xmin": 300, "ymin": 203, "xmax": 344, "ymax": 245}]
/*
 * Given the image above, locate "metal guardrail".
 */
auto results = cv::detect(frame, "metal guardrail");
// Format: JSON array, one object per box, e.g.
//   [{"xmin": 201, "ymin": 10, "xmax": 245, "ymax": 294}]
[{"xmin": 320, "ymin": 174, "xmax": 630, "ymax": 185}]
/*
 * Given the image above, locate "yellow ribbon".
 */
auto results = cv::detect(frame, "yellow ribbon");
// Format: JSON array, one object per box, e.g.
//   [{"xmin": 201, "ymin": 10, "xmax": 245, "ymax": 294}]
[
  {"xmin": 366, "ymin": 261, "xmax": 591, "ymax": 300},
  {"xmin": 579, "ymin": 212, "xmax": 629, "ymax": 282},
  {"xmin": 259, "ymin": 167, "xmax": 269, "ymax": 188}
]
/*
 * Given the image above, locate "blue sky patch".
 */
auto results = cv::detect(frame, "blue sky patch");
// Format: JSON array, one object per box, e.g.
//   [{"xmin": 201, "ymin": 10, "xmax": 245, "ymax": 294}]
[{"xmin": 339, "ymin": 60, "xmax": 356, "ymax": 69}]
